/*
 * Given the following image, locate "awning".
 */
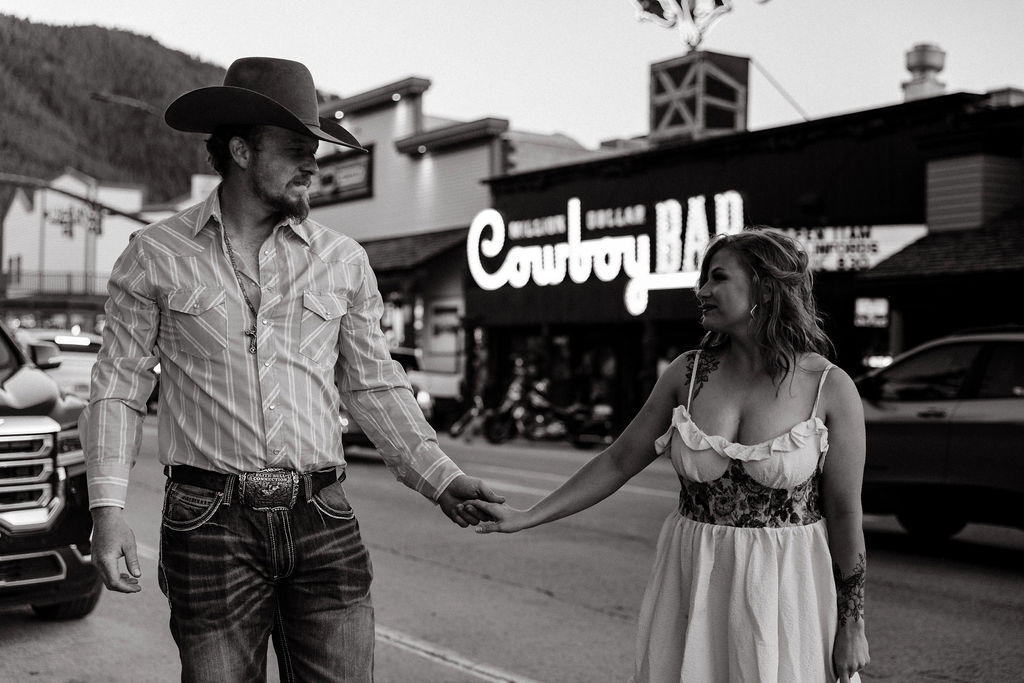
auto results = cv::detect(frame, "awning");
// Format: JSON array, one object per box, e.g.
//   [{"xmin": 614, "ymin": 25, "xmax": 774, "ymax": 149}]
[
  {"xmin": 360, "ymin": 226, "xmax": 467, "ymax": 273},
  {"xmin": 859, "ymin": 207, "xmax": 1024, "ymax": 282}
]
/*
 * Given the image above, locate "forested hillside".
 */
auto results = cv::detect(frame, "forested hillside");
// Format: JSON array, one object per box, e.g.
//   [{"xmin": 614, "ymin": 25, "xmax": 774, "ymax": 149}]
[{"xmin": 0, "ymin": 13, "xmax": 226, "ymax": 205}]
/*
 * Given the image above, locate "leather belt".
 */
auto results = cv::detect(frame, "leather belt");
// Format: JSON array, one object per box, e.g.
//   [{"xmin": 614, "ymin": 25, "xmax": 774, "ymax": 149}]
[{"xmin": 165, "ymin": 464, "xmax": 341, "ymax": 511}]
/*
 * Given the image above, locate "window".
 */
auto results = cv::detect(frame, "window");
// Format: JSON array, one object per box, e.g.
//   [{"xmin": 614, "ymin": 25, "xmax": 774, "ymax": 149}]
[
  {"xmin": 976, "ymin": 343, "xmax": 1024, "ymax": 399},
  {"xmin": 390, "ymin": 349, "xmax": 420, "ymax": 372},
  {"xmin": 877, "ymin": 343, "xmax": 981, "ymax": 401},
  {"xmin": 309, "ymin": 145, "xmax": 374, "ymax": 205},
  {"xmin": 0, "ymin": 327, "xmax": 19, "ymax": 383}
]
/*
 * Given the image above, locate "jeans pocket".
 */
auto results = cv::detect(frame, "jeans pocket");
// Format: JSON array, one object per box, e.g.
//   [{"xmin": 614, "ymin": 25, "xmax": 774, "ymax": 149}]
[
  {"xmin": 162, "ymin": 481, "xmax": 223, "ymax": 532},
  {"xmin": 166, "ymin": 287, "xmax": 228, "ymax": 358},
  {"xmin": 299, "ymin": 290, "xmax": 347, "ymax": 364},
  {"xmin": 313, "ymin": 480, "xmax": 355, "ymax": 520}
]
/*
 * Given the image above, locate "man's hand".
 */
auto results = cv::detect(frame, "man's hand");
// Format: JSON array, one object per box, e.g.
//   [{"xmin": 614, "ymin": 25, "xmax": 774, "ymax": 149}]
[
  {"xmin": 91, "ymin": 506, "xmax": 142, "ymax": 593},
  {"xmin": 437, "ymin": 475, "xmax": 505, "ymax": 527}
]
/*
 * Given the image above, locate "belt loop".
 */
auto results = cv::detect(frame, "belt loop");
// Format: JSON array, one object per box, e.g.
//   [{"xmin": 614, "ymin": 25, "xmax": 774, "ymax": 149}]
[
  {"xmin": 223, "ymin": 473, "xmax": 236, "ymax": 506},
  {"xmin": 302, "ymin": 473, "xmax": 313, "ymax": 503}
]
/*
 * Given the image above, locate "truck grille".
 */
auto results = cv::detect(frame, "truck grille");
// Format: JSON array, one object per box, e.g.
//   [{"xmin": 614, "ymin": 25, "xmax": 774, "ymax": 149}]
[
  {"xmin": 0, "ymin": 551, "xmax": 67, "ymax": 587},
  {"xmin": 0, "ymin": 434, "xmax": 54, "ymax": 513}
]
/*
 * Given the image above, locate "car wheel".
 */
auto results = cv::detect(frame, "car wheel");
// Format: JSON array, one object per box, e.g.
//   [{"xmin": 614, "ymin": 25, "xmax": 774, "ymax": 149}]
[
  {"xmin": 31, "ymin": 580, "xmax": 102, "ymax": 620},
  {"xmin": 896, "ymin": 511, "xmax": 967, "ymax": 541}
]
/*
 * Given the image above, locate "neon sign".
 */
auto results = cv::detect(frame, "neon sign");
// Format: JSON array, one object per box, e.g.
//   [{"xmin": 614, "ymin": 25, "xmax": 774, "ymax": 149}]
[{"xmin": 468, "ymin": 191, "xmax": 744, "ymax": 316}]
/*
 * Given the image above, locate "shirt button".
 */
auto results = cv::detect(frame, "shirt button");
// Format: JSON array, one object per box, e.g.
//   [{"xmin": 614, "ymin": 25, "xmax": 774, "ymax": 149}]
[
  {"xmin": 263, "ymin": 319, "xmax": 270, "ymax": 325},
  {"xmin": 264, "ymin": 360, "xmax": 272, "ymax": 367},
  {"xmin": 273, "ymin": 448, "xmax": 281, "ymax": 455},
  {"xmin": 269, "ymin": 405, "xmax": 276, "ymax": 411},
  {"xmin": 264, "ymin": 250, "xmax": 271, "ymax": 256}
]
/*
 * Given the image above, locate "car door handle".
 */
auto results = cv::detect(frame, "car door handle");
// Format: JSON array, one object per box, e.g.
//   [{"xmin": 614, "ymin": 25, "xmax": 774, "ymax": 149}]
[{"xmin": 917, "ymin": 408, "xmax": 947, "ymax": 418}]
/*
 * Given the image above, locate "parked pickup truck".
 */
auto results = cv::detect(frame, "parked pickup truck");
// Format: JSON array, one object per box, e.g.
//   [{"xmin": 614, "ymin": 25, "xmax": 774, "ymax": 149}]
[{"xmin": 0, "ymin": 319, "xmax": 99, "ymax": 619}]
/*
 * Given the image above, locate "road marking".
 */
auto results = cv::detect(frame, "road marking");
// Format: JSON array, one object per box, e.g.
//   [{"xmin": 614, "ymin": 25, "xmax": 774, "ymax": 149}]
[
  {"xmin": 471, "ymin": 464, "xmax": 678, "ymax": 500},
  {"xmin": 375, "ymin": 626, "xmax": 543, "ymax": 683},
  {"xmin": 137, "ymin": 544, "xmax": 536, "ymax": 681}
]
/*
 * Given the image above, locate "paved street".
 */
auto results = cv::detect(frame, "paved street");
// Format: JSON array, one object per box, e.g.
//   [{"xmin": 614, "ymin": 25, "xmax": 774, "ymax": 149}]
[{"xmin": 1, "ymin": 422, "xmax": 1022, "ymax": 682}]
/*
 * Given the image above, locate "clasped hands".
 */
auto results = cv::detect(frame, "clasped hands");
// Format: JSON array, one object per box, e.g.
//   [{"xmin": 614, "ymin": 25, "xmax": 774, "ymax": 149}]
[
  {"xmin": 437, "ymin": 474, "xmax": 506, "ymax": 526},
  {"xmin": 438, "ymin": 475, "xmax": 525, "ymax": 532}
]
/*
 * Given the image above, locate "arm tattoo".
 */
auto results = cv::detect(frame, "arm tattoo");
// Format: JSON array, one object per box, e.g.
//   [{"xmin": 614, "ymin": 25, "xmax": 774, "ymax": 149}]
[
  {"xmin": 686, "ymin": 351, "xmax": 719, "ymax": 401},
  {"xmin": 832, "ymin": 553, "xmax": 866, "ymax": 625}
]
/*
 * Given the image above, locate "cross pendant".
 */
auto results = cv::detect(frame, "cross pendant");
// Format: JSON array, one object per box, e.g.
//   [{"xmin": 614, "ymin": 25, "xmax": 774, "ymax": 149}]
[{"xmin": 244, "ymin": 324, "xmax": 257, "ymax": 354}]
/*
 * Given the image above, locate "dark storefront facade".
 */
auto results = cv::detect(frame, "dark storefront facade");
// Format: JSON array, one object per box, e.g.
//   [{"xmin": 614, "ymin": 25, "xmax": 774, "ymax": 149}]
[{"xmin": 464, "ymin": 93, "xmax": 1024, "ymax": 423}]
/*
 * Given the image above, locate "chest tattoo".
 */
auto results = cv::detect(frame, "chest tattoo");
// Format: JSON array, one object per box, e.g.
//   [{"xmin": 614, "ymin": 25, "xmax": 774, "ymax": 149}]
[{"xmin": 686, "ymin": 351, "xmax": 720, "ymax": 401}]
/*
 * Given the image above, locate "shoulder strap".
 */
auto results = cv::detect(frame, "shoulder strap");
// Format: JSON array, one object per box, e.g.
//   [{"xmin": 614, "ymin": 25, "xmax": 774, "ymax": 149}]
[
  {"xmin": 687, "ymin": 350, "xmax": 702, "ymax": 410},
  {"xmin": 810, "ymin": 364, "xmax": 834, "ymax": 420}
]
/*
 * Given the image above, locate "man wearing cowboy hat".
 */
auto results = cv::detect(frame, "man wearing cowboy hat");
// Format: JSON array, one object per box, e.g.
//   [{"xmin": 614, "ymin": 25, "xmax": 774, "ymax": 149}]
[{"xmin": 80, "ymin": 57, "xmax": 503, "ymax": 682}]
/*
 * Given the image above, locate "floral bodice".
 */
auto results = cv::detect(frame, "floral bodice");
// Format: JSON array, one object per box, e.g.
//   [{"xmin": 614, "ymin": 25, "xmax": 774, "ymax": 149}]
[{"xmin": 654, "ymin": 354, "xmax": 833, "ymax": 528}]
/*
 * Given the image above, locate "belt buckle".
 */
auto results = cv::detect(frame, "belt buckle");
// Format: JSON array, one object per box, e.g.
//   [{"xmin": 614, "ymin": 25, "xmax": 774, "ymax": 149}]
[{"xmin": 241, "ymin": 468, "xmax": 299, "ymax": 510}]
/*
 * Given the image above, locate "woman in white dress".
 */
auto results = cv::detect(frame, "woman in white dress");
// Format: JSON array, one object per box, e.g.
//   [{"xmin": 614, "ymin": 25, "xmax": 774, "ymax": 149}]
[{"xmin": 467, "ymin": 228, "xmax": 871, "ymax": 682}]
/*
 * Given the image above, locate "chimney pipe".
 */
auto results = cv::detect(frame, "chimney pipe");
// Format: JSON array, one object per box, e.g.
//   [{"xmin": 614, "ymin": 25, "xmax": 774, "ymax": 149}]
[{"xmin": 902, "ymin": 43, "xmax": 946, "ymax": 101}]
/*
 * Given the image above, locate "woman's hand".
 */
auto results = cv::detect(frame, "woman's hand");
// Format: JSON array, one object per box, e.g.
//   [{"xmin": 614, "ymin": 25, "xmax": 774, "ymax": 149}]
[
  {"xmin": 460, "ymin": 500, "xmax": 532, "ymax": 533},
  {"xmin": 833, "ymin": 620, "xmax": 870, "ymax": 682}
]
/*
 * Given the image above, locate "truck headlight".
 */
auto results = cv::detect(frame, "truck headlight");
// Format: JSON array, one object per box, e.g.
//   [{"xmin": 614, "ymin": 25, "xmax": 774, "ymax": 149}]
[{"xmin": 55, "ymin": 428, "xmax": 85, "ymax": 468}]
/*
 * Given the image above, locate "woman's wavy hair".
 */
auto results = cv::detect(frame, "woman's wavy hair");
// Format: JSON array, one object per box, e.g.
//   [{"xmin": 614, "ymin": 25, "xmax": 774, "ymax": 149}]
[{"xmin": 697, "ymin": 226, "xmax": 834, "ymax": 383}]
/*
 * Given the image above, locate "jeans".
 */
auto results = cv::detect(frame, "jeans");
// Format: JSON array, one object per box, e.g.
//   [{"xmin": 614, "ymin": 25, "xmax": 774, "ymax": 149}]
[{"xmin": 158, "ymin": 477, "xmax": 374, "ymax": 682}]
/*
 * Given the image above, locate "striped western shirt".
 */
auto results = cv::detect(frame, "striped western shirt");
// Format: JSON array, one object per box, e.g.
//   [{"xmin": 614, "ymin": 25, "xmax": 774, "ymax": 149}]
[{"xmin": 81, "ymin": 187, "xmax": 463, "ymax": 509}]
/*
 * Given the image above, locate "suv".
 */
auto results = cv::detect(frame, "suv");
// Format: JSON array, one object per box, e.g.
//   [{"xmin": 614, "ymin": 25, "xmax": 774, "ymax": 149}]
[
  {"xmin": 0, "ymin": 320, "xmax": 100, "ymax": 619},
  {"xmin": 856, "ymin": 328, "xmax": 1024, "ymax": 540}
]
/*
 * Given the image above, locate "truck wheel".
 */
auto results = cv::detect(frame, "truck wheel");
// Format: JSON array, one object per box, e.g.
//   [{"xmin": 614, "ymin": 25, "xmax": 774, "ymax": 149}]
[
  {"xmin": 896, "ymin": 511, "xmax": 967, "ymax": 542},
  {"xmin": 31, "ymin": 581, "xmax": 102, "ymax": 620}
]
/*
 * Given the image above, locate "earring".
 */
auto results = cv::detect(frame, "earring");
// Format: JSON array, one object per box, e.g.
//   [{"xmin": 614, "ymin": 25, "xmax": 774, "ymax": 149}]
[{"xmin": 749, "ymin": 304, "xmax": 758, "ymax": 318}]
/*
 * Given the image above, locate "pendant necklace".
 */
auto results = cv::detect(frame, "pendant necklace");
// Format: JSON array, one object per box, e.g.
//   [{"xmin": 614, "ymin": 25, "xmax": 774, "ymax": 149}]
[{"xmin": 223, "ymin": 231, "xmax": 259, "ymax": 354}]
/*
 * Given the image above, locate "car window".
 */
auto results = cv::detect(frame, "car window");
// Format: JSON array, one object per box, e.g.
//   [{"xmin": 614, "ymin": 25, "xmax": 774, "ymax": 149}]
[
  {"xmin": 0, "ymin": 331, "xmax": 17, "ymax": 380},
  {"xmin": 976, "ymin": 343, "xmax": 1024, "ymax": 399},
  {"xmin": 390, "ymin": 351, "xmax": 419, "ymax": 372},
  {"xmin": 876, "ymin": 342, "xmax": 981, "ymax": 401}
]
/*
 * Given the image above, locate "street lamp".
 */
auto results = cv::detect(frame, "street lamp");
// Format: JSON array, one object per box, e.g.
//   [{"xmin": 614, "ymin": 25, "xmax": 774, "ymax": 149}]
[{"xmin": 0, "ymin": 173, "xmax": 148, "ymax": 225}]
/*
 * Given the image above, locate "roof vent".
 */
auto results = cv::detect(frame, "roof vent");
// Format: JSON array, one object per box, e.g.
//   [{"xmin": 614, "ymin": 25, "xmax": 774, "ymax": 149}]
[{"xmin": 902, "ymin": 43, "xmax": 946, "ymax": 101}]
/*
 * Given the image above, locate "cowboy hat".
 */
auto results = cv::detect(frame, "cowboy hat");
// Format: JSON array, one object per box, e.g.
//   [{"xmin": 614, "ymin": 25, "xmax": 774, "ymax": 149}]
[{"xmin": 164, "ymin": 57, "xmax": 366, "ymax": 152}]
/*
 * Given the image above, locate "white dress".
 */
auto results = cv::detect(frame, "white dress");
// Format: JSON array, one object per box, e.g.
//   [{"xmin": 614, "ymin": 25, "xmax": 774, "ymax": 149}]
[{"xmin": 632, "ymin": 352, "xmax": 857, "ymax": 682}]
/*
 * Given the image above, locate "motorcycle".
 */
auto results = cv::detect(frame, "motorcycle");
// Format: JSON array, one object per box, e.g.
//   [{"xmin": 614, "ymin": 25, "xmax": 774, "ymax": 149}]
[
  {"xmin": 567, "ymin": 401, "xmax": 618, "ymax": 450},
  {"xmin": 482, "ymin": 376, "xmax": 618, "ymax": 448},
  {"xmin": 447, "ymin": 395, "xmax": 487, "ymax": 440}
]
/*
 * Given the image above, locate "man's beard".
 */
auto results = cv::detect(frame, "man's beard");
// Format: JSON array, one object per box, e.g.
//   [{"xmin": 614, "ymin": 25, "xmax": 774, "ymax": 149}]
[{"xmin": 249, "ymin": 166, "xmax": 310, "ymax": 223}]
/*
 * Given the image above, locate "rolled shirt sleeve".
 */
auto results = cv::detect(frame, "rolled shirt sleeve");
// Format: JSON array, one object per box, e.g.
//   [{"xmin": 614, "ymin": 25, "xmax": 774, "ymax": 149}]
[
  {"xmin": 80, "ymin": 234, "xmax": 161, "ymax": 509},
  {"xmin": 334, "ymin": 249, "xmax": 463, "ymax": 501}
]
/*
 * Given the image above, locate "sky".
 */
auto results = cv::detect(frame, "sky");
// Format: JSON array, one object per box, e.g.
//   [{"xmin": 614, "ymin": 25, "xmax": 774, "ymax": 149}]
[{"xmin": 2, "ymin": 1, "xmax": 1024, "ymax": 149}]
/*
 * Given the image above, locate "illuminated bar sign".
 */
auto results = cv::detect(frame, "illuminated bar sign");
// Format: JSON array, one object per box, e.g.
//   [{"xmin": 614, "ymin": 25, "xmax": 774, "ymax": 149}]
[
  {"xmin": 468, "ymin": 191, "xmax": 744, "ymax": 316},
  {"xmin": 782, "ymin": 225, "xmax": 927, "ymax": 271}
]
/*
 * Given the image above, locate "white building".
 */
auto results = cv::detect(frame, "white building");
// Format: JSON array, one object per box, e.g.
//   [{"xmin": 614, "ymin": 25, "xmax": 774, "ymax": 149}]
[
  {"xmin": 309, "ymin": 76, "xmax": 599, "ymax": 413},
  {"xmin": 1, "ymin": 169, "xmax": 217, "ymax": 330}
]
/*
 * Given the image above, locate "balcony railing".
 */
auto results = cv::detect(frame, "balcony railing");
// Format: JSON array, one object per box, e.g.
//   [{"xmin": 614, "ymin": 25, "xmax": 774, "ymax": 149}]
[{"xmin": 2, "ymin": 271, "xmax": 110, "ymax": 297}]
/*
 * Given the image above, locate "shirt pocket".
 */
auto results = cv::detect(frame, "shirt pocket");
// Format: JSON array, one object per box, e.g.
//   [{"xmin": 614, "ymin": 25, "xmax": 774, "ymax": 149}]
[
  {"xmin": 299, "ymin": 290, "xmax": 348, "ymax": 364},
  {"xmin": 165, "ymin": 287, "xmax": 228, "ymax": 358}
]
